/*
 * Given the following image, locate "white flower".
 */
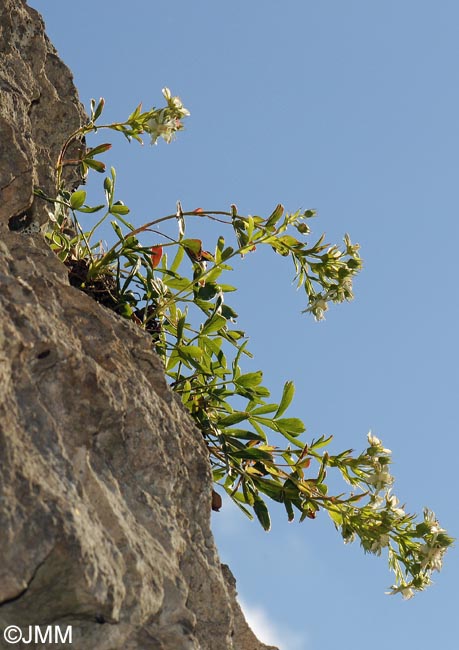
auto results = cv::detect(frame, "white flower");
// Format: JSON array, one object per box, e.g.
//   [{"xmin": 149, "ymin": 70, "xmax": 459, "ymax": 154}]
[
  {"xmin": 162, "ymin": 87, "xmax": 190, "ymax": 116},
  {"xmin": 370, "ymin": 533, "xmax": 390, "ymax": 555},
  {"xmin": 328, "ymin": 278, "xmax": 354, "ymax": 303},
  {"xmin": 306, "ymin": 295, "xmax": 328, "ymax": 321},
  {"xmin": 146, "ymin": 116, "xmax": 181, "ymax": 145},
  {"xmin": 368, "ymin": 462, "xmax": 394, "ymax": 491},
  {"xmin": 401, "ymin": 586, "xmax": 415, "ymax": 600},
  {"xmin": 423, "ymin": 508, "xmax": 444, "ymax": 535},
  {"xmin": 344, "ymin": 233, "xmax": 360, "ymax": 257},
  {"xmin": 386, "ymin": 493, "xmax": 405, "ymax": 518},
  {"xmin": 326, "ymin": 245, "xmax": 342, "ymax": 259},
  {"xmin": 367, "ymin": 431, "xmax": 381, "ymax": 447},
  {"xmin": 145, "ymin": 90, "xmax": 189, "ymax": 145},
  {"xmin": 419, "ymin": 544, "xmax": 445, "ymax": 572},
  {"xmin": 386, "ymin": 584, "xmax": 415, "ymax": 599},
  {"xmin": 342, "ymin": 277, "xmax": 353, "ymax": 292},
  {"xmin": 367, "ymin": 431, "xmax": 391, "ymax": 454},
  {"xmin": 369, "ymin": 494, "xmax": 384, "ymax": 510}
]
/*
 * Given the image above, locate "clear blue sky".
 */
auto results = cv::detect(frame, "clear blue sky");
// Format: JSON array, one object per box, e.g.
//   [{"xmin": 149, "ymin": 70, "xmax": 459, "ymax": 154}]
[{"xmin": 29, "ymin": 2, "xmax": 458, "ymax": 648}]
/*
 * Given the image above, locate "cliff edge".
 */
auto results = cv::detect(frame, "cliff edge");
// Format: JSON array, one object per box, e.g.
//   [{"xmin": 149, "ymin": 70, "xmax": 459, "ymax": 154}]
[{"xmin": 0, "ymin": 1, "xmax": 277, "ymax": 648}]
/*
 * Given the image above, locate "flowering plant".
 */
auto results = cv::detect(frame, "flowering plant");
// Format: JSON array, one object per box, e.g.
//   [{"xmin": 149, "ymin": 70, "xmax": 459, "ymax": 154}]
[{"xmin": 35, "ymin": 90, "xmax": 453, "ymax": 596}]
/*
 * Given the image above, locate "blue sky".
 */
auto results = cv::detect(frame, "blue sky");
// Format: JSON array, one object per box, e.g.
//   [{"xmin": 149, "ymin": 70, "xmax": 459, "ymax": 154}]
[{"xmin": 29, "ymin": 2, "xmax": 458, "ymax": 648}]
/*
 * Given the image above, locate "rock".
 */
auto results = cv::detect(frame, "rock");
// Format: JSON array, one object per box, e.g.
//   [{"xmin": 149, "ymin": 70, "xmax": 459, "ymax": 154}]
[
  {"xmin": 222, "ymin": 566, "xmax": 279, "ymax": 650},
  {"xmin": 0, "ymin": 2, "xmax": 278, "ymax": 649},
  {"xmin": 0, "ymin": 0, "xmax": 85, "ymax": 234}
]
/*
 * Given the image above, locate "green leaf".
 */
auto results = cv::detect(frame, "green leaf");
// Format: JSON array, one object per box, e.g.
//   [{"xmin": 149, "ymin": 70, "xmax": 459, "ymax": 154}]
[
  {"xmin": 221, "ymin": 246, "xmax": 234, "ymax": 261},
  {"xmin": 165, "ymin": 349, "xmax": 180, "ymax": 371},
  {"xmin": 215, "ymin": 236, "xmax": 225, "ymax": 263},
  {"xmin": 310, "ymin": 434, "xmax": 333, "ymax": 451},
  {"xmin": 284, "ymin": 499, "xmax": 295, "ymax": 522},
  {"xmin": 328, "ymin": 508, "xmax": 343, "ymax": 526},
  {"xmin": 246, "ymin": 419, "xmax": 268, "ymax": 442},
  {"xmin": 181, "ymin": 238, "xmax": 201, "ymax": 255},
  {"xmin": 250, "ymin": 403, "xmax": 278, "ymax": 415},
  {"xmin": 170, "ymin": 245, "xmax": 185, "ymax": 273},
  {"xmin": 111, "ymin": 220, "xmax": 124, "ymax": 241},
  {"xmin": 253, "ymin": 496, "xmax": 271, "ymax": 531},
  {"xmin": 277, "ymin": 431, "xmax": 305, "ymax": 448},
  {"xmin": 220, "ymin": 305, "xmax": 238, "ymax": 320},
  {"xmin": 77, "ymin": 204, "xmax": 105, "ymax": 213},
  {"xmin": 86, "ymin": 142, "xmax": 112, "ymax": 158},
  {"xmin": 110, "ymin": 203, "xmax": 130, "ymax": 215},
  {"xmin": 235, "ymin": 371, "xmax": 263, "ymax": 388},
  {"xmin": 226, "ymin": 330, "xmax": 247, "ymax": 344},
  {"xmin": 92, "ymin": 97, "xmax": 105, "ymax": 120},
  {"xmin": 128, "ymin": 102, "xmax": 143, "ymax": 122},
  {"xmin": 163, "ymin": 275, "xmax": 190, "ymax": 291},
  {"xmin": 202, "ymin": 336, "xmax": 224, "ymax": 359},
  {"xmin": 70, "ymin": 190, "xmax": 86, "ymax": 209},
  {"xmin": 265, "ymin": 203, "xmax": 284, "ymax": 229},
  {"xmin": 196, "ymin": 282, "xmax": 219, "ymax": 300},
  {"xmin": 275, "ymin": 417, "xmax": 306, "ymax": 436},
  {"xmin": 219, "ymin": 412, "xmax": 249, "ymax": 426},
  {"xmin": 278, "ymin": 234, "xmax": 301, "ymax": 248},
  {"xmin": 85, "ymin": 158, "xmax": 106, "ymax": 173},
  {"xmin": 252, "ymin": 386, "xmax": 270, "ymax": 398},
  {"xmin": 226, "ymin": 491, "xmax": 254, "ymax": 520},
  {"xmin": 104, "ymin": 176, "xmax": 113, "ymax": 203},
  {"xmin": 274, "ymin": 380, "xmax": 295, "ymax": 418},
  {"xmin": 230, "ymin": 447, "xmax": 273, "ymax": 461},
  {"xmin": 221, "ymin": 429, "xmax": 265, "ymax": 441},
  {"xmin": 246, "ymin": 216, "xmax": 255, "ymax": 241},
  {"xmin": 176, "ymin": 315, "xmax": 186, "ymax": 343},
  {"xmin": 255, "ymin": 478, "xmax": 284, "ymax": 502},
  {"xmin": 201, "ymin": 314, "xmax": 227, "ymax": 335},
  {"xmin": 250, "ymin": 416, "xmax": 279, "ymax": 433},
  {"xmin": 270, "ymin": 239, "xmax": 290, "ymax": 256},
  {"xmin": 176, "ymin": 345, "xmax": 203, "ymax": 360}
]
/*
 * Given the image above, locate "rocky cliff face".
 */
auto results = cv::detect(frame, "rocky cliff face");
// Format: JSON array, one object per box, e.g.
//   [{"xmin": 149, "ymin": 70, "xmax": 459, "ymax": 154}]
[{"xmin": 0, "ymin": 2, "xmax": 277, "ymax": 648}]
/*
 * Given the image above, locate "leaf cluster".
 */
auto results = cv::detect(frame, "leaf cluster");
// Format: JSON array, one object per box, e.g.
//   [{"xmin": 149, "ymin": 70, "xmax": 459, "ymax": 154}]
[{"xmin": 34, "ymin": 94, "xmax": 452, "ymax": 596}]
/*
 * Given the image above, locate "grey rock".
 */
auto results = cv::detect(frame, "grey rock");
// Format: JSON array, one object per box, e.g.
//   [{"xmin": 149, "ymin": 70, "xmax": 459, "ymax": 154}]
[
  {"xmin": 0, "ymin": 0, "xmax": 85, "ymax": 233},
  {"xmin": 0, "ymin": 1, "xmax": 278, "ymax": 649}
]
